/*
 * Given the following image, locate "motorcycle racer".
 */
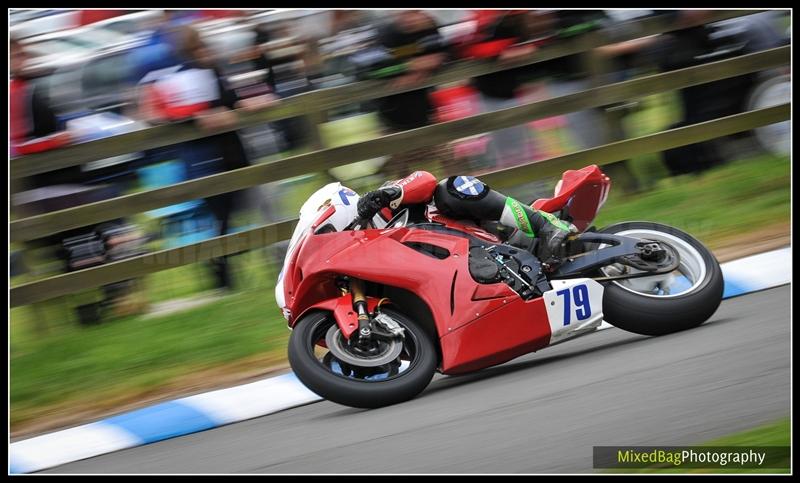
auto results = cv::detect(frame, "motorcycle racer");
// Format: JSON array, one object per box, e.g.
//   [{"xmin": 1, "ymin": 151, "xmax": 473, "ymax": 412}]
[{"xmin": 356, "ymin": 170, "xmax": 577, "ymax": 263}]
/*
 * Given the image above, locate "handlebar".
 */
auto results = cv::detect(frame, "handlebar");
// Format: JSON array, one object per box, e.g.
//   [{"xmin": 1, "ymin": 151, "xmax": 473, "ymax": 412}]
[{"xmin": 346, "ymin": 216, "xmax": 373, "ymax": 231}]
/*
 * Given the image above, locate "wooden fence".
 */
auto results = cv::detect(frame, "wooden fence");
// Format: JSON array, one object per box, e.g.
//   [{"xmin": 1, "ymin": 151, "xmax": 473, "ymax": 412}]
[{"xmin": 9, "ymin": 11, "xmax": 790, "ymax": 307}]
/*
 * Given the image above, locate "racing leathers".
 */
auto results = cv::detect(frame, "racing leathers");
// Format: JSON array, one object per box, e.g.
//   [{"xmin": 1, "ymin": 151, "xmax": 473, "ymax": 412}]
[{"xmin": 357, "ymin": 170, "xmax": 577, "ymax": 263}]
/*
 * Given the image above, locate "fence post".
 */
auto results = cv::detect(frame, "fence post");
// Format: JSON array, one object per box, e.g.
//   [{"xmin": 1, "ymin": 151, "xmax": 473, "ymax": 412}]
[
  {"xmin": 583, "ymin": 32, "xmax": 641, "ymax": 193},
  {"xmin": 305, "ymin": 110, "xmax": 326, "ymax": 151}
]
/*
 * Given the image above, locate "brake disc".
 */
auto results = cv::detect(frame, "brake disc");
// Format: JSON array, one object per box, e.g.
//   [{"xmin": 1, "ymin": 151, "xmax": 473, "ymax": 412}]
[{"xmin": 325, "ymin": 324, "xmax": 403, "ymax": 367}]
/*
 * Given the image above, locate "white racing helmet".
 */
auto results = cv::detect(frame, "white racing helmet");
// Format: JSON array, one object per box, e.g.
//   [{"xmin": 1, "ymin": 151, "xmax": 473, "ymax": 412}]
[
  {"xmin": 301, "ymin": 182, "xmax": 361, "ymax": 233},
  {"xmin": 275, "ymin": 183, "xmax": 360, "ymax": 319}
]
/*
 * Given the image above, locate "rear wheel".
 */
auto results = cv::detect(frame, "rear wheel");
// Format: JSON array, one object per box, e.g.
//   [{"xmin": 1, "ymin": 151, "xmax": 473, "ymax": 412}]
[
  {"xmin": 597, "ymin": 222, "xmax": 724, "ymax": 336},
  {"xmin": 288, "ymin": 307, "xmax": 438, "ymax": 408}
]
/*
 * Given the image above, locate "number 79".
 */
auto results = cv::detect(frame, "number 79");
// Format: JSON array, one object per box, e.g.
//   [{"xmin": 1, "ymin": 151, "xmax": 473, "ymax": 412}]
[{"xmin": 556, "ymin": 285, "xmax": 592, "ymax": 326}]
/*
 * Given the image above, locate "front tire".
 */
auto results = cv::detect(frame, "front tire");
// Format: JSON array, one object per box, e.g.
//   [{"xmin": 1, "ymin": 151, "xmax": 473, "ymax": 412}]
[
  {"xmin": 288, "ymin": 308, "xmax": 438, "ymax": 408},
  {"xmin": 598, "ymin": 222, "xmax": 724, "ymax": 336}
]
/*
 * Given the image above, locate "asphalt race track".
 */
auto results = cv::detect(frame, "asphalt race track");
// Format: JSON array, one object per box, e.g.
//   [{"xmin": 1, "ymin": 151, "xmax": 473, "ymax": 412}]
[{"xmin": 44, "ymin": 286, "xmax": 790, "ymax": 474}]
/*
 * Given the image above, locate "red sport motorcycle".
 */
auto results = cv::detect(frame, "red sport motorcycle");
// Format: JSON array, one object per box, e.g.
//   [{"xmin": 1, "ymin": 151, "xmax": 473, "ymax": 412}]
[{"xmin": 276, "ymin": 165, "xmax": 724, "ymax": 408}]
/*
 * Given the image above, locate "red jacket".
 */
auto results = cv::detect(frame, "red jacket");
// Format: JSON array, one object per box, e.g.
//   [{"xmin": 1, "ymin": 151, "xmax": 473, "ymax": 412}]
[
  {"xmin": 375, "ymin": 170, "xmax": 438, "ymax": 222},
  {"xmin": 9, "ymin": 78, "xmax": 70, "ymax": 156}
]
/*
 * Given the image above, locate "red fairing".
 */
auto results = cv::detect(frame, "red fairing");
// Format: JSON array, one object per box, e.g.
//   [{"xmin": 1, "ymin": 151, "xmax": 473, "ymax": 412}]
[
  {"xmin": 284, "ymin": 164, "xmax": 616, "ymax": 376},
  {"xmin": 280, "ymin": 208, "xmax": 341, "ymax": 321},
  {"xmin": 286, "ymin": 223, "xmax": 552, "ymax": 374},
  {"xmin": 394, "ymin": 170, "xmax": 438, "ymax": 205},
  {"xmin": 427, "ymin": 211, "xmax": 501, "ymax": 244},
  {"xmin": 440, "ymin": 296, "xmax": 551, "ymax": 374},
  {"xmin": 303, "ymin": 294, "xmax": 383, "ymax": 340},
  {"xmin": 532, "ymin": 165, "xmax": 611, "ymax": 232}
]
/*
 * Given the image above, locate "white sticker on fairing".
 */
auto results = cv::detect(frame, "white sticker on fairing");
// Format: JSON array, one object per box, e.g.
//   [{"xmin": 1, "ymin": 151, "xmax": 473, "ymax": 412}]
[{"xmin": 543, "ymin": 278, "xmax": 605, "ymax": 345}]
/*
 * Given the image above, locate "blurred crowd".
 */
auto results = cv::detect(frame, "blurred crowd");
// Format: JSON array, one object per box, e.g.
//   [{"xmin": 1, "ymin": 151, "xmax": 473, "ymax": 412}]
[
  {"xmin": 11, "ymin": 10, "xmax": 790, "ymax": 172},
  {"xmin": 9, "ymin": 9, "xmax": 790, "ymax": 323}
]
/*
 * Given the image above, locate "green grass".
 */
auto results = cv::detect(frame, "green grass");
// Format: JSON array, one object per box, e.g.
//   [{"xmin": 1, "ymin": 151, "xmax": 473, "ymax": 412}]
[
  {"xmin": 607, "ymin": 418, "xmax": 791, "ymax": 474},
  {"xmin": 706, "ymin": 418, "xmax": 791, "ymax": 446},
  {"xmin": 621, "ymin": 90, "xmax": 681, "ymax": 186},
  {"xmin": 595, "ymin": 152, "xmax": 790, "ymax": 249},
  {"xmin": 10, "ymin": 250, "xmax": 290, "ymax": 428}
]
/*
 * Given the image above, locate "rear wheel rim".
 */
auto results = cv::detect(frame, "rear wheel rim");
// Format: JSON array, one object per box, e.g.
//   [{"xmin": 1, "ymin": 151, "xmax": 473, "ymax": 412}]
[
  {"xmin": 306, "ymin": 314, "xmax": 418, "ymax": 382},
  {"xmin": 600, "ymin": 228, "xmax": 708, "ymax": 299}
]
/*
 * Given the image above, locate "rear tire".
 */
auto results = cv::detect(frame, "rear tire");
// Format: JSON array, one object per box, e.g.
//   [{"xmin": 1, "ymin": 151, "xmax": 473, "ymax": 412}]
[
  {"xmin": 288, "ymin": 308, "xmax": 438, "ymax": 408},
  {"xmin": 598, "ymin": 222, "xmax": 724, "ymax": 336}
]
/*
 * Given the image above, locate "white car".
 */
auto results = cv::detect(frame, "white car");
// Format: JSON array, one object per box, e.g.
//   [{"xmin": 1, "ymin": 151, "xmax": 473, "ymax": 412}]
[
  {"xmin": 21, "ymin": 25, "xmax": 135, "ymax": 53},
  {"xmin": 84, "ymin": 10, "xmax": 163, "ymax": 36},
  {"xmin": 9, "ymin": 9, "xmax": 80, "ymax": 39}
]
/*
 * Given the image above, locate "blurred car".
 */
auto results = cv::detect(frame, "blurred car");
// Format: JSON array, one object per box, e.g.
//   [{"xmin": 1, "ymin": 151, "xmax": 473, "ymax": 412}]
[
  {"xmin": 21, "ymin": 24, "xmax": 143, "ymax": 52},
  {"xmin": 22, "ymin": 37, "xmax": 87, "ymax": 56},
  {"xmin": 20, "ymin": 29, "xmax": 98, "ymax": 71},
  {"xmin": 26, "ymin": 44, "xmax": 148, "ymax": 189},
  {"xmin": 247, "ymin": 9, "xmax": 320, "ymax": 27},
  {"xmin": 9, "ymin": 9, "xmax": 66, "ymax": 26},
  {"xmin": 41, "ymin": 45, "xmax": 139, "ymax": 117},
  {"xmin": 86, "ymin": 10, "xmax": 162, "ymax": 36},
  {"xmin": 21, "ymin": 24, "xmax": 148, "ymax": 75},
  {"xmin": 9, "ymin": 9, "xmax": 80, "ymax": 39}
]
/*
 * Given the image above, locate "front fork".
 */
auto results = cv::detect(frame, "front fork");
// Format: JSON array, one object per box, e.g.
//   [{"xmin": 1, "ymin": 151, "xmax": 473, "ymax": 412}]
[
  {"xmin": 350, "ymin": 278, "xmax": 372, "ymax": 341},
  {"xmin": 342, "ymin": 278, "xmax": 404, "ymax": 345}
]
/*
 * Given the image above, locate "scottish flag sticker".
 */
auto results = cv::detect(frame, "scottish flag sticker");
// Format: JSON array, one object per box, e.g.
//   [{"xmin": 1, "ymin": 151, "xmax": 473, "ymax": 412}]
[{"xmin": 453, "ymin": 176, "xmax": 485, "ymax": 197}]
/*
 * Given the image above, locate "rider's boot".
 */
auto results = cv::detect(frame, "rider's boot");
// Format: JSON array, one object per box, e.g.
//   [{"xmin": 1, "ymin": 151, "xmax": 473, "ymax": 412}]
[
  {"xmin": 529, "ymin": 210, "xmax": 577, "ymax": 263},
  {"xmin": 501, "ymin": 198, "xmax": 576, "ymax": 263}
]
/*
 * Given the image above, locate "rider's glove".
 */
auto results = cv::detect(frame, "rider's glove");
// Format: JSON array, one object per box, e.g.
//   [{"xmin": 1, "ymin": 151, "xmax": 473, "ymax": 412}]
[{"xmin": 357, "ymin": 186, "xmax": 402, "ymax": 220}]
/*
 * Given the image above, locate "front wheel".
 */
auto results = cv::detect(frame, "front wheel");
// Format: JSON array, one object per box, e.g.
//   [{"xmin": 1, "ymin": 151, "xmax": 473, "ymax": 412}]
[
  {"xmin": 288, "ymin": 308, "xmax": 438, "ymax": 408},
  {"xmin": 597, "ymin": 222, "xmax": 724, "ymax": 336}
]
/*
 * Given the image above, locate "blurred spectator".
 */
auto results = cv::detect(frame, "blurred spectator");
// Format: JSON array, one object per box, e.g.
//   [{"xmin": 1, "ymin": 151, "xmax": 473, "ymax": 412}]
[
  {"xmin": 10, "ymin": 35, "xmax": 75, "ymax": 185},
  {"xmin": 465, "ymin": 10, "xmax": 553, "ymax": 168},
  {"xmin": 297, "ymin": 10, "xmax": 382, "ymax": 83},
  {"xmin": 534, "ymin": 10, "xmax": 643, "ymax": 192},
  {"xmin": 251, "ymin": 24, "xmax": 278, "ymax": 94},
  {"xmin": 251, "ymin": 21, "xmax": 312, "ymax": 152},
  {"xmin": 130, "ymin": 10, "xmax": 208, "ymax": 209},
  {"xmin": 141, "ymin": 25, "xmax": 278, "ymax": 290},
  {"xmin": 706, "ymin": 10, "xmax": 789, "ymax": 52},
  {"xmin": 129, "ymin": 10, "xmax": 190, "ymax": 84},
  {"xmin": 12, "ymin": 34, "xmax": 148, "ymax": 321},
  {"xmin": 539, "ymin": 10, "xmax": 616, "ymax": 149},
  {"xmin": 646, "ymin": 11, "xmax": 764, "ymax": 124},
  {"xmin": 459, "ymin": 9, "xmax": 638, "ymax": 186},
  {"xmin": 373, "ymin": 10, "xmax": 453, "ymax": 178},
  {"xmin": 601, "ymin": 10, "xmax": 789, "ymax": 175},
  {"xmin": 331, "ymin": 10, "xmax": 371, "ymax": 34}
]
